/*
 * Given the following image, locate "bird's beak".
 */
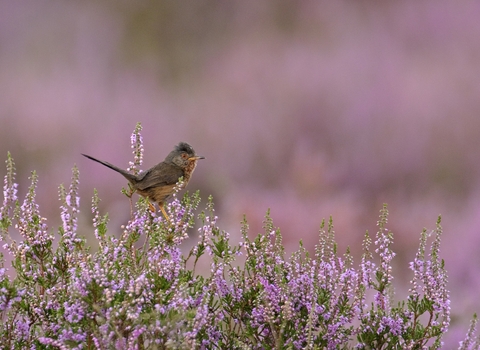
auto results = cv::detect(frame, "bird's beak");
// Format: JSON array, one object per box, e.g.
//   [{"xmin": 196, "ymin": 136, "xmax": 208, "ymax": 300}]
[{"xmin": 189, "ymin": 155, "xmax": 205, "ymax": 160}]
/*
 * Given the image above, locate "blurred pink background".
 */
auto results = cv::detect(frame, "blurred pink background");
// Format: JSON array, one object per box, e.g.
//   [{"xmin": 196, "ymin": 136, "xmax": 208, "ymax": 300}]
[{"xmin": 1, "ymin": 1, "xmax": 480, "ymax": 345}]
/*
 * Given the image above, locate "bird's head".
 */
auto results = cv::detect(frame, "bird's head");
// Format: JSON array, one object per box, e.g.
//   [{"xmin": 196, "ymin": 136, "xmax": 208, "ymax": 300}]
[{"xmin": 167, "ymin": 142, "xmax": 205, "ymax": 168}]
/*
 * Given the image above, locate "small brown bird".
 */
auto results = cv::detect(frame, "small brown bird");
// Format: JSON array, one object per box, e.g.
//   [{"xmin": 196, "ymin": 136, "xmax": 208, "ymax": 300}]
[{"xmin": 82, "ymin": 142, "xmax": 204, "ymax": 220}]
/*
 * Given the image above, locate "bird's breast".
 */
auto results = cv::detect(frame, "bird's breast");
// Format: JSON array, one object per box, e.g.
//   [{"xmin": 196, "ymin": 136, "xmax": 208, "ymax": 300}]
[{"xmin": 182, "ymin": 161, "xmax": 198, "ymax": 184}]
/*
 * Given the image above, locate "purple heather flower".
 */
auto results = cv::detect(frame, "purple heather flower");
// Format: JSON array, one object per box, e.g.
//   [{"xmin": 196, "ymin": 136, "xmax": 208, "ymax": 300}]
[
  {"xmin": 380, "ymin": 316, "xmax": 404, "ymax": 336},
  {"xmin": 2, "ymin": 178, "xmax": 18, "ymax": 207},
  {"xmin": 38, "ymin": 337, "xmax": 67, "ymax": 349},
  {"xmin": 374, "ymin": 291, "xmax": 389, "ymax": 312},
  {"xmin": 124, "ymin": 207, "xmax": 150, "ymax": 239},
  {"xmin": 251, "ymin": 306, "xmax": 266, "ymax": 327},
  {"xmin": 59, "ymin": 328, "xmax": 87, "ymax": 343},
  {"xmin": 63, "ymin": 300, "xmax": 85, "ymax": 324},
  {"xmin": 185, "ymin": 301, "xmax": 211, "ymax": 345},
  {"xmin": 213, "ymin": 263, "xmax": 230, "ymax": 297},
  {"xmin": 14, "ymin": 318, "xmax": 30, "ymax": 339}
]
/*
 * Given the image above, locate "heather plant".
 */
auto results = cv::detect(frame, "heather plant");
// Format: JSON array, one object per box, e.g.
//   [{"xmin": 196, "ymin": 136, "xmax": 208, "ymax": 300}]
[{"xmin": 0, "ymin": 124, "xmax": 479, "ymax": 349}]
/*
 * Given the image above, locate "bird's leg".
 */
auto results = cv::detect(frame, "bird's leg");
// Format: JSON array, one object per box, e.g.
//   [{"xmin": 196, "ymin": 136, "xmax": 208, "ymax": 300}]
[
  {"xmin": 147, "ymin": 201, "xmax": 171, "ymax": 224},
  {"xmin": 148, "ymin": 201, "xmax": 156, "ymax": 212},
  {"xmin": 159, "ymin": 204, "xmax": 171, "ymax": 223}
]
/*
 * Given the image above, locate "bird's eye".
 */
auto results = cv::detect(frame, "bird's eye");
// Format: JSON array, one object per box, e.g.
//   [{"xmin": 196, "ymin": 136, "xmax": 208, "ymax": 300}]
[{"xmin": 181, "ymin": 153, "xmax": 188, "ymax": 159}]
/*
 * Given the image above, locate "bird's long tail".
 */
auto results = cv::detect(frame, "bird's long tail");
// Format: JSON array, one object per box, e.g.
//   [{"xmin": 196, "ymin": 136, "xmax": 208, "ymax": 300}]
[{"xmin": 82, "ymin": 154, "xmax": 136, "ymax": 183}]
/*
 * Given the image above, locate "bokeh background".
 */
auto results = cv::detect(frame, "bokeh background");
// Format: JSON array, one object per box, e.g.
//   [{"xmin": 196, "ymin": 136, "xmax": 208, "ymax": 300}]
[{"xmin": 1, "ymin": 0, "xmax": 480, "ymax": 346}]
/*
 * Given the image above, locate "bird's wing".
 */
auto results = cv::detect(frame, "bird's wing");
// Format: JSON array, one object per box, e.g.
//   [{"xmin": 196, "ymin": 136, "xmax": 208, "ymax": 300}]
[{"xmin": 136, "ymin": 163, "xmax": 183, "ymax": 191}]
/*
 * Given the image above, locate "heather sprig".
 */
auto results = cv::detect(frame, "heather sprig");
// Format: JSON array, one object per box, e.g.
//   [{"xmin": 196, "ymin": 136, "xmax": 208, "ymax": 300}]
[
  {"xmin": 0, "ymin": 152, "xmax": 18, "ymax": 234},
  {"xmin": 0, "ymin": 123, "xmax": 478, "ymax": 349},
  {"xmin": 459, "ymin": 314, "xmax": 480, "ymax": 350},
  {"xmin": 404, "ymin": 216, "xmax": 451, "ymax": 349},
  {"xmin": 127, "ymin": 122, "xmax": 144, "ymax": 175},
  {"xmin": 91, "ymin": 189, "xmax": 108, "ymax": 246},
  {"xmin": 58, "ymin": 165, "xmax": 83, "ymax": 256},
  {"xmin": 122, "ymin": 122, "xmax": 145, "ymax": 216}
]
